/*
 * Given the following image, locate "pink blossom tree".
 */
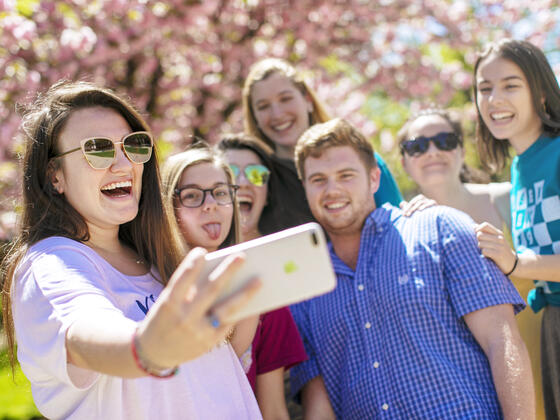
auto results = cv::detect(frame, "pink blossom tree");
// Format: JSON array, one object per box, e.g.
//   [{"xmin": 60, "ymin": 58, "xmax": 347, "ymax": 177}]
[{"xmin": 0, "ymin": 0, "xmax": 558, "ymax": 239}]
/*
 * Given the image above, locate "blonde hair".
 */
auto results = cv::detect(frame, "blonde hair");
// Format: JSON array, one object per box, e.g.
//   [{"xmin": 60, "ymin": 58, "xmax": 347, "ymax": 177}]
[
  {"xmin": 161, "ymin": 141, "xmax": 241, "ymax": 249},
  {"xmin": 242, "ymin": 58, "xmax": 330, "ymax": 150}
]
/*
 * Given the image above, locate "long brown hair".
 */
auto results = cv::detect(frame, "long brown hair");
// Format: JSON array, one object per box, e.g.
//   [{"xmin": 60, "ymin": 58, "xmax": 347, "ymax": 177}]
[
  {"xmin": 242, "ymin": 58, "xmax": 330, "ymax": 151},
  {"xmin": 1, "ymin": 81, "xmax": 184, "ymax": 368},
  {"xmin": 161, "ymin": 140, "xmax": 241, "ymax": 249},
  {"xmin": 474, "ymin": 39, "xmax": 560, "ymax": 173}
]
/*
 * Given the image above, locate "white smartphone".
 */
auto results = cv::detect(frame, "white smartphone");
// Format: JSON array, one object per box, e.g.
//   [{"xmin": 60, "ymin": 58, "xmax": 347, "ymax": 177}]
[{"xmin": 203, "ymin": 222, "xmax": 337, "ymax": 323}]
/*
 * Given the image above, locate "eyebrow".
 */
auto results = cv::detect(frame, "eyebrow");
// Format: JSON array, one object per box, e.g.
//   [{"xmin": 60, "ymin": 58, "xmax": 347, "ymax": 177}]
[
  {"xmin": 306, "ymin": 167, "xmax": 359, "ymax": 181},
  {"xmin": 254, "ymin": 90, "xmax": 294, "ymax": 105},
  {"xmin": 477, "ymin": 75, "xmax": 524, "ymax": 84},
  {"xmin": 179, "ymin": 182, "xmax": 227, "ymax": 189}
]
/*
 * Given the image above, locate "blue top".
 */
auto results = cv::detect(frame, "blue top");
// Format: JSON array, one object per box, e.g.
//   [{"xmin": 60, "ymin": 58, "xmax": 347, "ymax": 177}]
[
  {"xmin": 291, "ymin": 204, "xmax": 524, "ymax": 419},
  {"xmin": 510, "ymin": 134, "xmax": 560, "ymax": 311},
  {"xmin": 374, "ymin": 152, "xmax": 402, "ymax": 207}
]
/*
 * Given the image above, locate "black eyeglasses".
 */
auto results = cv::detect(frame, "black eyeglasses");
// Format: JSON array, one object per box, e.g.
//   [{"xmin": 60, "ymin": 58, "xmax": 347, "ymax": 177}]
[
  {"xmin": 175, "ymin": 184, "xmax": 239, "ymax": 208},
  {"xmin": 400, "ymin": 132, "xmax": 461, "ymax": 157}
]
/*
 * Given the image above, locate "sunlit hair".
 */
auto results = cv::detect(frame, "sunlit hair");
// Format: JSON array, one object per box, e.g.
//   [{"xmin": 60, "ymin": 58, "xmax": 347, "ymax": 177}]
[
  {"xmin": 295, "ymin": 118, "xmax": 377, "ymax": 180},
  {"xmin": 474, "ymin": 39, "xmax": 560, "ymax": 173},
  {"xmin": 161, "ymin": 140, "xmax": 241, "ymax": 249},
  {"xmin": 242, "ymin": 58, "xmax": 331, "ymax": 150},
  {"xmin": 397, "ymin": 108, "xmax": 489, "ymax": 183},
  {"xmin": 1, "ymin": 80, "xmax": 184, "ymax": 369}
]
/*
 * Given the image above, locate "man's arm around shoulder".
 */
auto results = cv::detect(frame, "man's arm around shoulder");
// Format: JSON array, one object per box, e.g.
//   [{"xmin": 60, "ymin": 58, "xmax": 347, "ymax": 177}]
[
  {"xmin": 464, "ymin": 304, "xmax": 535, "ymax": 420},
  {"xmin": 301, "ymin": 376, "xmax": 336, "ymax": 420}
]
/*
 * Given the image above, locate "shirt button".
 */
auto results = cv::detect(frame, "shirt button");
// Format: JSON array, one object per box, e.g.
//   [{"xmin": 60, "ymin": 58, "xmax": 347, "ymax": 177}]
[
  {"xmin": 382, "ymin": 403, "xmax": 389, "ymax": 411},
  {"xmin": 358, "ymin": 284, "xmax": 364, "ymax": 291},
  {"xmin": 365, "ymin": 322, "xmax": 371, "ymax": 329},
  {"xmin": 373, "ymin": 361, "xmax": 380, "ymax": 368},
  {"xmin": 378, "ymin": 226, "xmax": 383, "ymax": 232}
]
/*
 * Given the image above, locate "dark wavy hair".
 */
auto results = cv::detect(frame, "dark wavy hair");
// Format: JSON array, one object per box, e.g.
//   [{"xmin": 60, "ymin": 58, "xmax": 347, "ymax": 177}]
[
  {"xmin": 474, "ymin": 39, "xmax": 560, "ymax": 173},
  {"xmin": 217, "ymin": 132, "xmax": 315, "ymax": 234},
  {"xmin": 397, "ymin": 107, "xmax": 489, "ymax": 183},
  {"xmin": 1, "ymin": 80, "xmax": 184, "ymax": 368}
]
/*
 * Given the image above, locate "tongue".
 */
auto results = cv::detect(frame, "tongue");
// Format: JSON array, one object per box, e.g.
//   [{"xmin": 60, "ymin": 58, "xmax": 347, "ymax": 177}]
[{"xmin": 203, "ymin": 223, "xmax": 221, "ymax": 240}]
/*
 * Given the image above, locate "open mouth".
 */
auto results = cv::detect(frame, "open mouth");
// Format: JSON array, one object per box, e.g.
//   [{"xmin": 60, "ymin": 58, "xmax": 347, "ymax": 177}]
[
  {"xmin": 272, "ymin": 120, "xmax": 293, "ymax": 132},
  {"xmin": 490, "ymin": 111, "xmax": 514, "ymax": 121},
  {"xmin": 238, "ymin": 196, "xmax": 254, "ymax": 213},
  {"xmin": 324, "ymin": 201, "xmax": 348, "ymax": 211},
  {"xmin": 101, "ymin": 180, "xmax": 132, "ymax": 197}
]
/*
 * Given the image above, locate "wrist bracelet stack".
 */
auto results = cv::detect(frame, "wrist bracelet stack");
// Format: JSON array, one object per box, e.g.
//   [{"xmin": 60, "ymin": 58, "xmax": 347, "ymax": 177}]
[
  {"xmin": 504, "ymin": 254, "xmax": 519, "ymax": 277},
  {"xmin": 131, "ymin": 327, "xmax": 179, "ymax": 379}
]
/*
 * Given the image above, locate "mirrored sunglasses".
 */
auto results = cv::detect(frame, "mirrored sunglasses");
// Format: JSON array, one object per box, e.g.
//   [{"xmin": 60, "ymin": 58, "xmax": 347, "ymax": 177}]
[
  {"xmin": 55, "ymin": 131, "xmax": 153, "ymax": 169},
  {"xmin": 400, "ymin": 132, "xmax": 461, "ymax": 157},
  {"xmin": 175, "ymin": 184, "xmax": 239, "ymax": 208},
  {"xmin": 229, "ymin": 164, "xmax": 270, "ymax": 187}
]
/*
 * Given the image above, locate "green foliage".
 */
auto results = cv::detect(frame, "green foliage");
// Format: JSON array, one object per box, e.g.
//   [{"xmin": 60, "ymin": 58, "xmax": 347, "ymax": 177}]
[
  {"xmin": 0, "ymin": 350, "xmax": 41, "ymax": 420},
  {"xmin": 15, "ymin": 0, "xmax": 39, "ymax": 18},
  {"xmin": 421, "ymin": 43, "xmax": 465, "ymax": 69}
]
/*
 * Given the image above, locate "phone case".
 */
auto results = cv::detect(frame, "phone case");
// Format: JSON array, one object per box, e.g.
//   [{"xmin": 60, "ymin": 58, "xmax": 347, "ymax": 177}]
[{"xmin": 202, "ymin": 222, "xmax": 337, "ymax": 323}]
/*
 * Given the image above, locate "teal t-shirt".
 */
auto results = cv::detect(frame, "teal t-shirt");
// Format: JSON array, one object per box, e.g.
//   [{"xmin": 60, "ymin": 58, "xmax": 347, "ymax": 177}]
[
  {"xmin": 374, "ymin": 152, "xmax": 403, "ymax": 207},
  {"xmin": 510, "ymin": 135, "xmax": 560, "ymax": 311}
]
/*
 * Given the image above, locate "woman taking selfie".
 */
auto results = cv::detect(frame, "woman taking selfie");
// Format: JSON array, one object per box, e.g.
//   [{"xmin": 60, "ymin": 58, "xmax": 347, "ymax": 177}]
[
  {"xmin": 473, "ymin": 39, "xmax": 560, "ymax": 418},
  {"xmin": 1, "ymin": 81, "xmax": 261, "ymax": 419}
]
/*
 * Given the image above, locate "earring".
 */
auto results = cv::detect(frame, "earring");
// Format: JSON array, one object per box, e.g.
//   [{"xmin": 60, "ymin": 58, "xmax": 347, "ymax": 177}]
[{"xmin": 542, "ymin": 102, "xmax": 550, "ymax": 118}]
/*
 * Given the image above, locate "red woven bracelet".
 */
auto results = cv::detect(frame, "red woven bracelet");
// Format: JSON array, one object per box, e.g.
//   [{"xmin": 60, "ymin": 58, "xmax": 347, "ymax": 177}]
[{"xmin": 131, "ymin": 328, "xmax": 178, "ymax": 379}]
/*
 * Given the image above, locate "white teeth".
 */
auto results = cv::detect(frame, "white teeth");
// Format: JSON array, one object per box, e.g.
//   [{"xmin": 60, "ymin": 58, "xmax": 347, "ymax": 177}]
[
  {"xmin": 272, "ymin": 121, "xmax": 292, "ymax": 131},
  {"xmin": 238, "ymin": 196, "xmax": 253, "ymax": 204},
  {"xmin": 326, "ymin": 202, "xmax": 346, "ymax": 209},
  {"xmin": 491, "ymin": 112, "xmax": 513, "ymax": 120},
  {"xmin": 101, "ymin": 181, "xmax": 132, "ymax": 191}
]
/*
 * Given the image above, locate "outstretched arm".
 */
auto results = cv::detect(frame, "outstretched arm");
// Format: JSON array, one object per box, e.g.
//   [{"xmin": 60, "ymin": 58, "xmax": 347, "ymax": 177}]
[
  {"xmin": 67, "ymin": 248, "xmax": 260, "ymax": 377},
  {"xmin": 464, "ymin": 303, "xmax": 535, "ymax": 420},
  {"xmin": 476, "ymin": 222, "xmax": 560, "ymax": 282}
]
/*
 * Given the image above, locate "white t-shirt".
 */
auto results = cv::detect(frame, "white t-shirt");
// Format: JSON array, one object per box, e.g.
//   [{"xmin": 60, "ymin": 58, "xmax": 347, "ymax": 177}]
[{"xmin": 12, "ymin": 236, "xmax": 262, "ymax": 420}]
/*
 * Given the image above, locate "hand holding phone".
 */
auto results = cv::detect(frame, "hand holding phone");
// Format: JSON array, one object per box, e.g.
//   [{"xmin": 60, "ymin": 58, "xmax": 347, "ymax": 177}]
[{"xmin": 202, "ymin": 223, "xmax": 337, "ymax": 323}]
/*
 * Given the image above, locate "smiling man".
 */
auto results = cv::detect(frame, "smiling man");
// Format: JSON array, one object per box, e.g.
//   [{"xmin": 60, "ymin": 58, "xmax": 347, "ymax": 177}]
[{"xmin": 289, "ymin": 118, "xmax": 535, "ymax": 420}]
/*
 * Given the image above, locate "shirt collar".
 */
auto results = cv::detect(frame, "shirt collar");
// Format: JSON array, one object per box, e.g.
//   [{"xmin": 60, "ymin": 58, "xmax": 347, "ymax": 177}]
[{"xmin": 328, "ymin": 204, "xmax": 398, "ymax": 277}]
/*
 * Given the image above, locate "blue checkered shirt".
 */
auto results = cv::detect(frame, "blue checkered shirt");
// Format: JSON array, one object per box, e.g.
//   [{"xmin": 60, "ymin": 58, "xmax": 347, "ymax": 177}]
[{"xmin": 290, "ymin": 204, "xmax": 525, "ymax": 419}]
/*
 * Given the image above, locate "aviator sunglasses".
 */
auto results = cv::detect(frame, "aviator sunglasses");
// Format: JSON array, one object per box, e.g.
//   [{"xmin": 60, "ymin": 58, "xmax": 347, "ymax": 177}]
[
  {"xmin": 54, "ymin": 131, "xmax": 154, "ymax": 169},
  {"xmin": 400, "ymin": 132, "xmax": 461, "ymax": 157},
  {"xmin": 229, "ymin": 164, "xmax": 270, "ymax": 187}
]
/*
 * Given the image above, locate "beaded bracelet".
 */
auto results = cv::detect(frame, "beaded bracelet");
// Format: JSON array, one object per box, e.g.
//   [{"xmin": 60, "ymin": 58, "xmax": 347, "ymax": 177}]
[
  {"xmin": 504, "ymin": 254, "xmax": 519, "ymax": 277},
  {"xmin": 131, "ymin": 328, "xmax": 179, "ymax": 379}
]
